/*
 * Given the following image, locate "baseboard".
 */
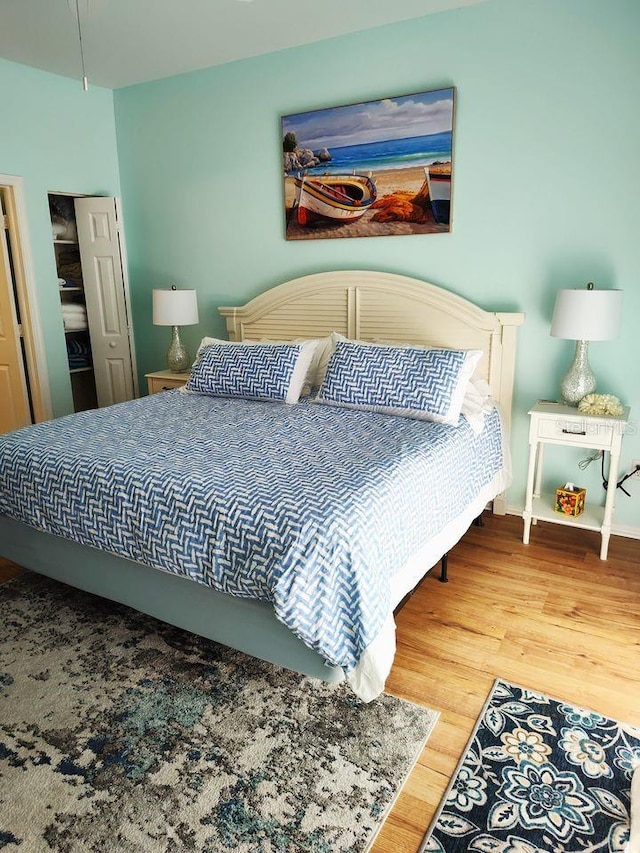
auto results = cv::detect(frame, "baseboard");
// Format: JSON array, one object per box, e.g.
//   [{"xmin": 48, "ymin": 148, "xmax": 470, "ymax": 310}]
[{"xmin": 505, "ymin": 504, "xmax": 640, "ymax": 542}]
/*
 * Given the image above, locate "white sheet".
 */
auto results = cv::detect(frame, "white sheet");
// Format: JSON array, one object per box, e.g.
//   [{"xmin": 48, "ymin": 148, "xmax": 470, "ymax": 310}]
[{"xmin": 347, "ymin": 462, "xmax": 512, "ymax": 701}]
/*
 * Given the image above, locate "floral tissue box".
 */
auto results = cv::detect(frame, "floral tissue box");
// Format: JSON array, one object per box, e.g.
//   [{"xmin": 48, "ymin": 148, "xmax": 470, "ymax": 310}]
[{"xmin": 555, "ymin": 483, "xmax": 586, "ymax": 517}]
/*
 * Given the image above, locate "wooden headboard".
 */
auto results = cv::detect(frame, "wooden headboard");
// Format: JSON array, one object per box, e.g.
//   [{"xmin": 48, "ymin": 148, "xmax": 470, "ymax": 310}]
[{"xmin": 219, "ymin": 270, "xmax": 524, "ymax": 513}]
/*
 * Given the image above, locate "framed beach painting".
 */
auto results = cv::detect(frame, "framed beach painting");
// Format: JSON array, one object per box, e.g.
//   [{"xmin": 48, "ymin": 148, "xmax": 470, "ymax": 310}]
[{"xmin": 282, "ymin": 86, "xmax": 455, "ymax": 241}]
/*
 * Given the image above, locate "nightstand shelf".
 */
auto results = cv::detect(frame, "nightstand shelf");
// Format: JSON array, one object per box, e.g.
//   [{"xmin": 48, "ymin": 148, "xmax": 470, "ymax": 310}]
[
  {"xmin": 522, "ymin": 401, "xmax": 630, "ymax": 560},
  {"xmin": 530, "ymin": 493, "xmax": 604, "ymax": 532},
  {"xmin": 145, "ymin": 369, "xmax": 190, "ymax": 394}
]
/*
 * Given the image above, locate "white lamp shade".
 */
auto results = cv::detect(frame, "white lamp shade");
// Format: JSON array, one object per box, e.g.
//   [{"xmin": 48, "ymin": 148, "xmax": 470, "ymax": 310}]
[
  {"xmin": 153, "ymin": 288, "xmax": 199, "ymax": 326},
  {"xmin": 550, "ymin": 288, "xmax": 622, "ymax": 341}
]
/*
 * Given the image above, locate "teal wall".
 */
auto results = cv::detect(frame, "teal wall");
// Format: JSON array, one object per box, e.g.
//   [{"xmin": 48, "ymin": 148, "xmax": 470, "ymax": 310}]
[
  {"xmin": 113, "ymin": 0, "xmax": 640, "ymax": 530},
  {"xmin": 0, "ymin": 58, "xmax": 120, "ymax": 415},
  {"xmin": 1, "ymin": 0, "xmax": 638, "ymax": 531}
]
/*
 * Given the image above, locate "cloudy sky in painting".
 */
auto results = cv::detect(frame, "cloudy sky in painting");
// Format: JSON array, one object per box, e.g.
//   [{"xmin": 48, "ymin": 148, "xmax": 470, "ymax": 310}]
[{"xmin": 282, "ymin": 88, "xmax": 454, "ymax": 150}]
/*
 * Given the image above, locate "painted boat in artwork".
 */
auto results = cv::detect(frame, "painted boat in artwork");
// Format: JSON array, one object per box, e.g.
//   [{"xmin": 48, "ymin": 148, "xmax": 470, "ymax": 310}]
[
  {"xmin": 293, "ymin": 173, "xmax": 377, "ymax": 226},
  {"xmin": 424, "ymin": 166, "xmax": 451, "ymax": 225}
]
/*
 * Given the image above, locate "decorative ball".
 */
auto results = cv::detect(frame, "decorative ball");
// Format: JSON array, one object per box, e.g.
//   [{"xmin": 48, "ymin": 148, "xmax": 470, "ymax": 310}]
[{"xmin": 577, "ymin": 393, "xmax": 623, "ymax": 416}]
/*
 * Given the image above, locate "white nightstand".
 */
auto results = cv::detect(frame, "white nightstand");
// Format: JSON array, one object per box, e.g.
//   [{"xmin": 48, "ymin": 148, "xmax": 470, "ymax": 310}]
[
  {"xmin": 522, "ymin": 401, "xmax": 630, "ymax": 560},
  {"xmin": 145, "ymin": 369, "xmax": 190, "ymax": 395}
]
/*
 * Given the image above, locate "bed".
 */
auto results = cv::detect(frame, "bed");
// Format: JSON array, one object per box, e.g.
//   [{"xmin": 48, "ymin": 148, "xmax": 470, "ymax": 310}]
[{"xmin": 0, "ymin": 270, "xmax": 523, "ymax": 700}]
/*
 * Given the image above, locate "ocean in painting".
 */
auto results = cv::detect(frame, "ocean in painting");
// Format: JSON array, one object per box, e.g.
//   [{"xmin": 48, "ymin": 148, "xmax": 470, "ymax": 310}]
[{"xmin": 295, "ymin": 130, "xmax": 452, "ymax": 176}]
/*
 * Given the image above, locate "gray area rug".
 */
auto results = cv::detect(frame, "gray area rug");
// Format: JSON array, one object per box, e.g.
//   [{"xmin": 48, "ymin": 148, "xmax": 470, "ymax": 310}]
[{"xmin": 0, "ymin": 572, "xmax": 438, "ymax": 852}]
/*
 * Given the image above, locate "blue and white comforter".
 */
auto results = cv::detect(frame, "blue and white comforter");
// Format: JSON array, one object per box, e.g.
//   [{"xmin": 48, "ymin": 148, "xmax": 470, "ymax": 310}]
[{"xmin": 0, "ymin": 392, "xmax": 505, "ymax": 676}]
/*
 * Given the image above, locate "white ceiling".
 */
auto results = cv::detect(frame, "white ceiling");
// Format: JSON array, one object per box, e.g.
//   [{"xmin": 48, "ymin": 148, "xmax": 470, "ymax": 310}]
[{"xmin": 0, "ymin": 0, "xmax": 485, "ymax": 90}]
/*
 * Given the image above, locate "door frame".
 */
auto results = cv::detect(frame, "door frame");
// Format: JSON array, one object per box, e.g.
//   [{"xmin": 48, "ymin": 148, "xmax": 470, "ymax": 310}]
[{"xmin": 0, "ymin": 174, "xmax": 53, "ymax": 422}]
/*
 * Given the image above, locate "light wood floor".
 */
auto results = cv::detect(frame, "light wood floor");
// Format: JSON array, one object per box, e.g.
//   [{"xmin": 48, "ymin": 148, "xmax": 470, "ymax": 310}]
[
  {"xmin": 376, "ymin": 514, "xmax": 640, "ymax": 852},
  {"xmin": 2, "ymin": 515, "xmax": 639, "ymax": 852}
]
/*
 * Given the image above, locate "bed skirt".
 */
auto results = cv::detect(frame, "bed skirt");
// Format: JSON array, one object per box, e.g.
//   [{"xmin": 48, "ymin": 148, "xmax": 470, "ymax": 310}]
[{"xmin": 0, "ymin": 516, "xmax": 345, "ymax": 684}]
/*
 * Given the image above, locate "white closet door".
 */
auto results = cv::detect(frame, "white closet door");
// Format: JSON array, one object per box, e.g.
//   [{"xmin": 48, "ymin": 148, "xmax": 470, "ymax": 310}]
[{"xmin": 74, "ymin": 197, "xmax": 135, "ymax": 407}]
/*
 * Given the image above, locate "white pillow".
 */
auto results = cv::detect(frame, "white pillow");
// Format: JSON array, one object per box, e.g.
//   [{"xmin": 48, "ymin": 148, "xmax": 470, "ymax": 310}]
[
  {"xmin": 461, "ymin": 378, "xmax": 493, "ymax": 433},
  {"xmin": 461, "ymin": 378, "xmax": 491, "ymax": 415},
  {"xmin": 306, "ymin": 331, "xmax": 346, "ymax": 392},
  {"xmin": 194, "ymin": 336, "xmax": 238, "ymax": 360}
]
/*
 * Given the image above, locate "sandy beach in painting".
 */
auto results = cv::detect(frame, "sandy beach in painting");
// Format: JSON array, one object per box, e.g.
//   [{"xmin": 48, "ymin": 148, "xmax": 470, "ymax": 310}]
[{"xmin": 284, "ymin": 164, "xmax": 451, "ymax": 240}]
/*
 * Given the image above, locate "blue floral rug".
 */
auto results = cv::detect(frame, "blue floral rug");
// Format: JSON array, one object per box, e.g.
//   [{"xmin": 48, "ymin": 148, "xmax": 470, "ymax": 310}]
[
  {"xmin": 0, "ymin": 573, "xmax": 438, "ymax": 852},
  {"xmin": 420, "ymin": 678, "xmax": 640, "ymax": 853}
]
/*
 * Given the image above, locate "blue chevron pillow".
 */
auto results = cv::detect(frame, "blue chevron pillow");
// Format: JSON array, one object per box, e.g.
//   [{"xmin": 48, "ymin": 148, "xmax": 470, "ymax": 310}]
[
  {"xmin": 185, "ymin": 340, "xmax": 317, "ymax": 403},
  {"xmin": 316, "ymin": 341, "xmax": 482, "ymax": 424}
]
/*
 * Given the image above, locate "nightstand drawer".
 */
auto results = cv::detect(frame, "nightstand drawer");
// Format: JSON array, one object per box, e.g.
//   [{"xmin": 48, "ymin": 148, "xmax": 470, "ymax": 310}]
[
  {"xmin": 535, "ymin": 415, "xmax": 615, "ymax": 449},
  {"xmin": 145, "ymin": 371, "xmax": 190, "ymax": 395}
]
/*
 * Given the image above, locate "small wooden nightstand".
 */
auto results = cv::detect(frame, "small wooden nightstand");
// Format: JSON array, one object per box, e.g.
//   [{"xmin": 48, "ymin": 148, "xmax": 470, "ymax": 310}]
[
  {"xmin": 145, "ymin": 370, "xmax": 190, "ymax": 395},
  {"xmin": 522, "ymin": 401, "xmax": 630, "ymax": 560}
]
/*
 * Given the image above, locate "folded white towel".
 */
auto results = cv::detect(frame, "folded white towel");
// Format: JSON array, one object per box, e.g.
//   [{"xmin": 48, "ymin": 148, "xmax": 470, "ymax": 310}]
[
  {"xmin": 62, "ymin": 303, "xmax": 87, "ymax": 314},
  {"xmin": 63, "ymin": 317, "xmax": 88, "ymax": 331},
  {"xmin": 62, "ymin": 310, "xmax": 88, "ymax": 325}
]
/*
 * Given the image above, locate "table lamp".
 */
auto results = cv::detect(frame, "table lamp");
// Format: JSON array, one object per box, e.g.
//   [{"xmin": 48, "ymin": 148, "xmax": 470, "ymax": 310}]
[
  {"xmin": 152, "ymin": 286, "xmax": 199, "ymax": 372},
  {"xmin": 550, "ymin": 282, "xmax": 622, "ymax": 405}
]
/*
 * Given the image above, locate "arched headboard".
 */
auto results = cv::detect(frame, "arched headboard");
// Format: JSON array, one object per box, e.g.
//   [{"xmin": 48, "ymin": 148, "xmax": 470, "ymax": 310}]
[{"xmin": 219, "ymin": 270, "xmax": 524, "ymax": 513}]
